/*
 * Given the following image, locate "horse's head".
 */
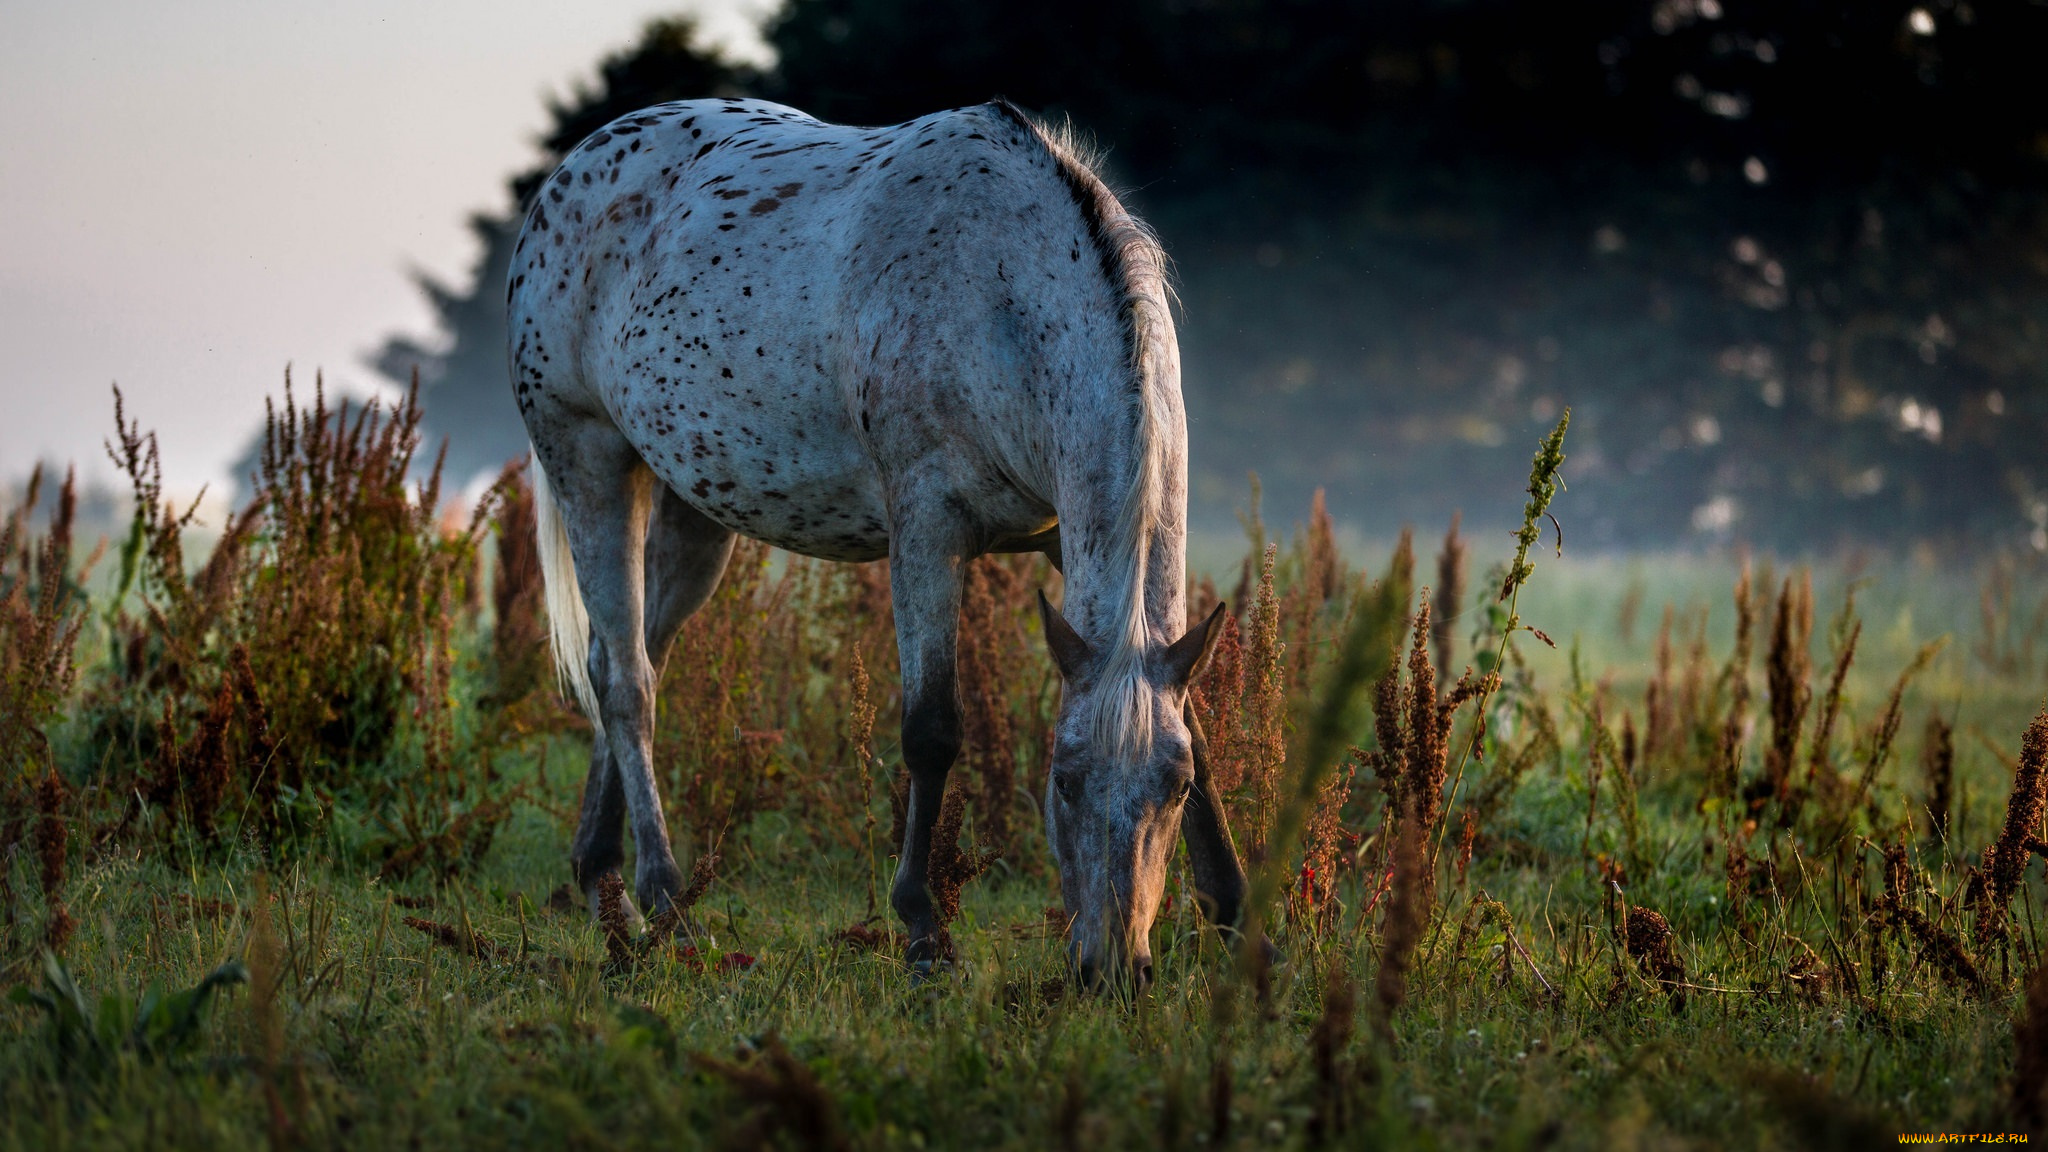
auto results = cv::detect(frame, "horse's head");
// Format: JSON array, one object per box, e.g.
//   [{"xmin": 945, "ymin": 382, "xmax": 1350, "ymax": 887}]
[{"xmin": 1037, "ymin": 592, "xmax": 1227, "ymax": 994}]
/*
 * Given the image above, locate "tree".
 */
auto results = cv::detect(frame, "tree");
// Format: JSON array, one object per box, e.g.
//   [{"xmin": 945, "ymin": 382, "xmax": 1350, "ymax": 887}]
[{"xmin": 379, "ymin": 1, "xmax": 2048, "ymax": 549}]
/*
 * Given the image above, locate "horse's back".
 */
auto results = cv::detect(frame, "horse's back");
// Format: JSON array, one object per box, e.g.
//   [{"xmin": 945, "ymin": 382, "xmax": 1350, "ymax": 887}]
[{"xmin": 509, "ymin": 98, "xmax": 1102, "ymax": 560}]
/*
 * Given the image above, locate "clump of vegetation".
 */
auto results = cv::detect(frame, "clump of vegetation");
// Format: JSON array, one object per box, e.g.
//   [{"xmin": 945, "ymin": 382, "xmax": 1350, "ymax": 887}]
[
  {"xmin": 64, "ymin": 378, "xmax": 541, "ymax": 873},
  {"xmin": 0, "ymin": 468, "xmax": 93, "ymax": 958},
  {"xmin": 8, "ymin": 951, "xmax": 247, "ymax": 1077}
]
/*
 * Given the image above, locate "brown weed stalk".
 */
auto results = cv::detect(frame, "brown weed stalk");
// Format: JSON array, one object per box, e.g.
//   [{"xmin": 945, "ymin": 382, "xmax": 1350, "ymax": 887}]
[
  {"xmin": 596, "ymin": 871, "xmax": 635, "ymax": 973},
  {"xmin": 34, "ymin": 768, "xmax": 73, "ymax": 953},
  {"xmin": 1431, "ymin": 513, "xmax": 1466, "ymax": 680},
  {"xmin": 643, "ymin": 852, "xmax": 723, "ymax": 949},
  {"xmin": 402, "ymin": 915, "xmax": 499, "ymax": 961},
  {"xmin": 1374, "ymin": 814, "xmax": 1428, "ymax": 1033},
  {"xmin": 1980, "ymin": 708, "xmax": 2048, "ymax": 941},
  {"xmin": 1621, "ymin": 906, "xmax": 1687, "ymax": 1009},
  {"xmin": 657, "ymin": 539, "xmax": 783, "ymax": 852},
  {"xmin": 956, "ymin": 555, "xmax": 1034, "ymax": 868},
  {"xmin": 846, "ymin": 646, "xmax": 880, "ymax": 917},
  {"xmin": 1583, "ymin": 693, "xmax": 1607, "ymax": 856},
  {"xmin": 0, "ymin": 466, "xmax": 91, "ymax": 782},
  {"xmin": 926, "ymin": 780, "xmax": 997, "ymax": 960},
  {"xmin": 1713, "ymin": 563, "xmax": 1755, "ymax": 803},
  {"xmin": 1643, "ymin": 606, "xmax": 1674, "ymax": 764},
  {"xmin": 1762, "ymin": 575, "xmax": 1814, "ymax": 812},
  {"xmin": 1805, "ymin": 613, "xmax": 1863, "ymax": 816},
  {"xmin": 1882, "ymin": 840, "xmax": 1986, "ymax": 995},
  {"xmin": 486, "ymin": 459, "xmax": 548, "ymax": 708},
  {"xmin": 1822, "ymin": 640, "xmax": 1943, "ymax": 848},
  {"xmin": 1364, "ymin": 604, "xmax": 1489, "ymax": 849},
  {"xmin": 1189, "ymin": 545, "xmax": 1285, "ymax": 865},
  {"xmin": 1924, "ymin": 709, "xmax": 1956, "ymax": 845},
  {"xmin": 1303, "ymin": 489, "xmax": 1343, "ymax": 607}
]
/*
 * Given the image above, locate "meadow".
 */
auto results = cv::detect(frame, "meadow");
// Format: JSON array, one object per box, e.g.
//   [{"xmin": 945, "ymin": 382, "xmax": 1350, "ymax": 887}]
[{"xmin": 3, "ymin": 380, "xmax": 2046, "ymax": 1150}]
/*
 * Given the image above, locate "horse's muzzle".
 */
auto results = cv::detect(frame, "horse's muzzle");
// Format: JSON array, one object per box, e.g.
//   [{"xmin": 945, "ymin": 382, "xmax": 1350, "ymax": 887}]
[{"xmin": 1073, "ymin": 950, "xmax": 1154, "ymax": 996}]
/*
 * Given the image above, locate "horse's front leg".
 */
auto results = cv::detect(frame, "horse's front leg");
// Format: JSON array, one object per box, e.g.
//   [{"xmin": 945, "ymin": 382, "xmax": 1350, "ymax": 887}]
[
  {"xmin": 886, "ymin": 521, "xmax": 968, "ymax": 973},
  {"xmin": 1180, "ymin": 704, "xmax": 1251, "ymax": 934}
]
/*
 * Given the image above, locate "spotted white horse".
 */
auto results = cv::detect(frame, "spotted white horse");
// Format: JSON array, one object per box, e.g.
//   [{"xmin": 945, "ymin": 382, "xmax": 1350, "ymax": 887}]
[{"xmin": 513, "ymin": 96, "xmax": 1249, "ymax": 989}]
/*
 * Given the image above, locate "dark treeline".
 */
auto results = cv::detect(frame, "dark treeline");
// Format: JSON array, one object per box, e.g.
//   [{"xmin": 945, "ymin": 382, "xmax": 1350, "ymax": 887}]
[{"xmin": 374, "ymin": 0, "xmax": 2048, "ymax": 551}]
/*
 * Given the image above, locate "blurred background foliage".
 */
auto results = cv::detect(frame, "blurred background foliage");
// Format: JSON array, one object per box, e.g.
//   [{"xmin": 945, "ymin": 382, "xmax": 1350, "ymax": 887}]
[{"xmin": 371, "ymin": 0, "xmax": 2048, "ymax": 552}]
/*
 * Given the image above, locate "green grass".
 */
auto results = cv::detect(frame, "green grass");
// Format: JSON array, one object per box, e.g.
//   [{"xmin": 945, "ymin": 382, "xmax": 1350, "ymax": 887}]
[
  {"xmin": 9, "ymin": 451, "xmax": 2048, "ymax": 1152},
  {"xmin": 4, "ymin": 638, "xmax": 2040, "ymax": 1151}
]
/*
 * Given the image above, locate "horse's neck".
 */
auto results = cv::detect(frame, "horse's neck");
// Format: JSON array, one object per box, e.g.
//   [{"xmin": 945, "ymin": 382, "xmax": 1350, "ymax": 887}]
[{"xmin": 1053, "ymin": 399, "xmax": 1189, "ymax": 653}]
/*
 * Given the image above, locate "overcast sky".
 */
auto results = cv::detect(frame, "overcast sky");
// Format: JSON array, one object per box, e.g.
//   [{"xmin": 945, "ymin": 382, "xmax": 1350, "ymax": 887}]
[{"xmin": 0, "ymin": 0, "xmax": 771, "ymax": 497}]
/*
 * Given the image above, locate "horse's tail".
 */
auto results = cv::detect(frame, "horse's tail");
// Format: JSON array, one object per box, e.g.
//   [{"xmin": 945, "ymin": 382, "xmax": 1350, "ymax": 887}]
[{"xmin": 531, "ymin": 452, "xmax": 605, "ymax": 739}]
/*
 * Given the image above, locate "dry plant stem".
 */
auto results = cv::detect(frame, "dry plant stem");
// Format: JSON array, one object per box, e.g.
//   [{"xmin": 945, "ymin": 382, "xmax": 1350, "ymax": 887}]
[
  {"xmin": 1479, "ymin": 886, "xmax": 1556, "ymax": 997},
  {"xmin": 1820, "ymin": 639, "xmax": 1944, "ymax": 850},
  {"xmin": 1924, "ymin": 708, "xmax": 1956, "ymax": 844},
  {"xmin": 1437, "ymin": 410, "xmax": 1569, "ymax": 865},
  {"xmin": 1982, "ymin": 708, "xmax": 2048, "ymax": 940},
  {"xmin": 848, "ymin": 646, "xmax": 879, "ymax": 919},
  {"xmin": 1806, "ymin": 618, "xmax": 1863, "ymax": 799},
  {"xmin": 1431, "ymin": 513, "xmax": 1465, "ymax": 678},
  {"xmin": 1374, "ymin": 817, "xmax": 1429, "ymax": 1031},
  {"xmin": 1233, "ymin": 557, "xmax": 1405, "ymax": 984}
]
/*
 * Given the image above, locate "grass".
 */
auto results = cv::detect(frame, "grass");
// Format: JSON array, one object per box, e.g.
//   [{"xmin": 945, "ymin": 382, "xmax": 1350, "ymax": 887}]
[
  {"xmin": 0, "ymin": 732, "xmax": 2018, "ymax": 1150},
  {"xmin": 4, "ymin": 393, "xmax": 2047, "ymax": 1149}
]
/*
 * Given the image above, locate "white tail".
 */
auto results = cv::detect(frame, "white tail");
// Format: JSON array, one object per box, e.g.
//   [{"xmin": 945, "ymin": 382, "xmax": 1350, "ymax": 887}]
[{"xmin": 531, "ymin": 453, "xmax": 604, "ymax": 739}]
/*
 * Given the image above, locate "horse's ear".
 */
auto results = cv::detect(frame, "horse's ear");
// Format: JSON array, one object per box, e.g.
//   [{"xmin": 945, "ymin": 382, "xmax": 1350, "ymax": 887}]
[
  {"xmin": 1163, "ymin": 601, "xmax": 1228, "ymax": 689},
  {"xmin": 1038, "ymin": 590, "xmax": 1091, "ymax": 682}
]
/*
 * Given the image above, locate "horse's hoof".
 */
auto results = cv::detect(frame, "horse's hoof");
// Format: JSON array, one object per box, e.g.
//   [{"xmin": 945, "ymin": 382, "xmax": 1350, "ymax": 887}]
[
  {"xmin": 908, "ymin": 958, "xmax": 959, "ymax": 985},
  {"xmin": 586, "ymin": 874, "xmax": 647, "ymax": 934},
  {"xmin": 634, "ymin": 860, "xmax": 685, "ymax": 919}
]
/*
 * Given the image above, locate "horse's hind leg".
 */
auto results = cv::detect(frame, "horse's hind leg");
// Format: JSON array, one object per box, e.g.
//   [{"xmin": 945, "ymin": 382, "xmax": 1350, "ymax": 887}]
[
  {"xmin": 571, "ymin": 485, "xmax": 737, "ymax": 922},
  {"xmin": 537, "ymin": 421, "xmax": 700, "ymax": 916}
]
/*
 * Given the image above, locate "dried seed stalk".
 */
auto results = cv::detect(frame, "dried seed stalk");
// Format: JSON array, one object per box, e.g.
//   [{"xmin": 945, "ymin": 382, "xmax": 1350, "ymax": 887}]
[{"xmin": 1981, "ymin": 708, "xmax": 2048, "ymax": 940}]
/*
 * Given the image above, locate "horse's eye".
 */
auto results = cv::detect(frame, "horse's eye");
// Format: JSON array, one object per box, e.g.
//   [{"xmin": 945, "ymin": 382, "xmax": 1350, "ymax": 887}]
[
  {"xmin": 1054, "ymin": 772, "xmax": 1077, "ymax": 803},
  {"xmin": 1176, "ymin": 778, "xmax": 1195, "ymax": 804}
]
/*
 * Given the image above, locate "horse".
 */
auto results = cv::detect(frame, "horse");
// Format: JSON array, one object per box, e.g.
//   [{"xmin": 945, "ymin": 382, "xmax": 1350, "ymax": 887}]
[{"xmin": 511, "ymin": 95, "xmax": 1250, "ymax": 990}]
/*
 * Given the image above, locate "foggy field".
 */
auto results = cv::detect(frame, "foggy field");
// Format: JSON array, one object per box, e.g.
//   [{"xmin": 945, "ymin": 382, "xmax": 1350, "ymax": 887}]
[{"xmin": 3, "ymin": 388, "xmax": 2047, "ymax": 1150}]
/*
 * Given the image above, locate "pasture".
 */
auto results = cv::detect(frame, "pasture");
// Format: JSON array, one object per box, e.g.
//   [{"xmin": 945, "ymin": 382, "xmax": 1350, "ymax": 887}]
[{"xmin": 2, "ymin": 385, "xmax": 2044, "ymax": 1149}]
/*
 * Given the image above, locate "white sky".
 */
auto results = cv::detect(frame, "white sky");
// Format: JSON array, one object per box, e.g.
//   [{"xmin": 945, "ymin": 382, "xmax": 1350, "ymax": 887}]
[{"xmin": 0, "ymin": 0, "xmax": 772, "ymax": 497}]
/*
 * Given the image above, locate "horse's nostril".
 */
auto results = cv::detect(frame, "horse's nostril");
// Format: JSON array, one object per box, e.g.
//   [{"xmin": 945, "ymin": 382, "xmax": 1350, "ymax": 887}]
[{"xmin": 1134, "ymin": 960, "xmax": 1154, "ymax": 993}]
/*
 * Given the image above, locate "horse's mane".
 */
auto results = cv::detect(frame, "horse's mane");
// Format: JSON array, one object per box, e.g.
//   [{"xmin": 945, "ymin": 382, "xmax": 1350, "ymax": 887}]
[{"xmin": 992, "ymin": 99, "xmax": 1173, "ymax": 765}]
